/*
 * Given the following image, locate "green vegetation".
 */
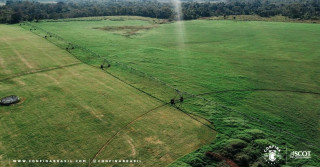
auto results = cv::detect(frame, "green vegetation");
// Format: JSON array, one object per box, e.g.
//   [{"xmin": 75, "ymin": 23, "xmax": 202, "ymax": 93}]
[
  {"xmin": 1, "ymin": 0, "xmax": 319, "ymax": 24},
  {"xmin": 0, "ymin": 24, "xmax": 215, "ymax": 167},
  {"xmin": 204, "ymin": 15, "xmax": 320, "ymax": 24},
  {"xmin": 26, "ymin": 17, "xmax": 320, "ymax": 166},
  {"xmin": 0, "ymin": 25, "xmax": 78, "ymax": 80}
]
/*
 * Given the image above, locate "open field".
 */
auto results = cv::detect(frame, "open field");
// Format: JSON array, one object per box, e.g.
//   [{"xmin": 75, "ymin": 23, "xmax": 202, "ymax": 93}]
[
  {"xmin": 0, "ymin": 25, "xmax": 215, "ymax": 167},
  {"xmin": 0, "ymin": 26, "xmax": 79, "ymax": 80},
  {"xmin": 27, "ymin": 17, "xmax": 320, "ymax": 166}
]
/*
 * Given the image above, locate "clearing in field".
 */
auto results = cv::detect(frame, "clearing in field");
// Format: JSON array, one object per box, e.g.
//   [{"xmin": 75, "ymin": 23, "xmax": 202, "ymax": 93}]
[{"xmin": 0, "ymin": 24, "xmax": 216, "ymax": 167}]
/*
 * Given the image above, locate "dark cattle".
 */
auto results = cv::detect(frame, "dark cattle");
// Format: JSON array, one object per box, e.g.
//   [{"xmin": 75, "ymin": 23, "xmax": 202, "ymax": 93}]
[
  {"xmin": 180, "ymin": 96, "xmax": 184, "ymax": 102},
  {"xmin": 170, "ymin": 99, "xmax": 175, "ymax": 104}
]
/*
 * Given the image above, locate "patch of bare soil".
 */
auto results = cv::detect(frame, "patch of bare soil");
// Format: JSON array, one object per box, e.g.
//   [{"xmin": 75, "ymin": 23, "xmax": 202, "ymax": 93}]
[
  {"xmin": 94, "ymin": 25, "xmax": 158, "ymax": 37},
  {"xmin": 17, "ymin": 97, "xmax": 26, "ymax": 105}
]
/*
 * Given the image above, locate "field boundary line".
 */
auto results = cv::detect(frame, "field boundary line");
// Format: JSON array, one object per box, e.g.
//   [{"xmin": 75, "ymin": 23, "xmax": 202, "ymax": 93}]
[
  {"xmin": 0, "ymin": 62, "xmax": 82, "ymax": 82},
  {"xmin": 196, "ymin": 88, "xmax": 320, "ymax": 96},
  {"xmin": 87, "ymin": 103, "xmax": 168, "ymax": 167}
]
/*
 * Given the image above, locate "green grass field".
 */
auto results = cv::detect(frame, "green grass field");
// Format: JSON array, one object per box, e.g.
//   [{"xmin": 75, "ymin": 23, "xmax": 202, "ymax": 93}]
[
  {"xmin": 0, "ymin": 24, "xmax": 216, "ymax": 167},
  {"xmin": 24, "ymin": 17, "xmax": 320, "ymax": 166}
]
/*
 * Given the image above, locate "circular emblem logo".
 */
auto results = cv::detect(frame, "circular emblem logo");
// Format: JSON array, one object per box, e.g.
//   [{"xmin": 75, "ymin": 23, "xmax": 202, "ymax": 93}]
[{"xmin": 263, "ymin": 145, "xmax": 282, "ymax": 164}]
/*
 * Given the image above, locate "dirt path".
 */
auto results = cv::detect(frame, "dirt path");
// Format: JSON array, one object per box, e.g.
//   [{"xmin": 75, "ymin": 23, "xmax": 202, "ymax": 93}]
[{"xmin": 124, "ymin": 134, "xmax": 137, "ymax": 156}]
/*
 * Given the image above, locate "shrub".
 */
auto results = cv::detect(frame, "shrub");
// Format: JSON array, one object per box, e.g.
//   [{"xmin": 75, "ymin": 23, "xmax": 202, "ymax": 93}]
[
  {"xmin": 186, "ymin": 153, "xmax": 207, "ymax": 167},
  {"xmin": 244, "ymin": 129, "xmax": 266, "ymax": 139},
  {"xmin": 223, "ymin": 139, "xmax": 248, "ymax": 158},
  {"xmin": 252, "ymin": 139, "xmax": 272, "ymax": 150},
  {"xmin": 235, "ymin": 153, "xmax": 250, "ymax": 167}
]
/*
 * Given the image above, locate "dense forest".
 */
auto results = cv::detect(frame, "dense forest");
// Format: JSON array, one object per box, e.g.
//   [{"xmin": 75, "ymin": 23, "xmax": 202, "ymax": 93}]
[{"xmin": 0, "ymin": 0, "xmax": 319, "ymax": 23}]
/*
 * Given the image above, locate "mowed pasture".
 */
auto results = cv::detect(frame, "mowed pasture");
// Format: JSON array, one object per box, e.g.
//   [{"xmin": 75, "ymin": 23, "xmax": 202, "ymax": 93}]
[
  {"xmin": 0, "ymin": 25, "xmax": 79, "ymax": 80},
  {"xmin": 0, "ymin": 25, "xmax": 216, "ymax": 167},
  {"xmin": 31, "ymin": 17, "xmax": 320, "ymax": 161}
]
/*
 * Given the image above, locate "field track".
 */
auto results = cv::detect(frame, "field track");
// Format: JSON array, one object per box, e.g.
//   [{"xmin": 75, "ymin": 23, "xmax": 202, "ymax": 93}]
[
  {"xmin": 196, "ymin": 89, "xmax": 320, "ymax": 96},
  {"xmin": 0, "ymin": 62, "xmax": 81, "ymax": 82}
]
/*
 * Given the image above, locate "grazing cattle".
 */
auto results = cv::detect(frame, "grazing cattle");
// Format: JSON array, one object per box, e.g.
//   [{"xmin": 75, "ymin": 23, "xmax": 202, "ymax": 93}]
[
  {"xmin": 170, "ymin": 99, "xmax": 175, "ymax": 104},
  {"xmin": 180, "ymin": 96, "xmax": 184, "ymax": 102}
]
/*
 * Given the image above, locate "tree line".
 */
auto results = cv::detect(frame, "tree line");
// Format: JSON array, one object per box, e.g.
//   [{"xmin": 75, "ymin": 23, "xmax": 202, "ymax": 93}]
[{"xmin": 0, "ymin": 0, "xmax": 319, "ymax": 24}]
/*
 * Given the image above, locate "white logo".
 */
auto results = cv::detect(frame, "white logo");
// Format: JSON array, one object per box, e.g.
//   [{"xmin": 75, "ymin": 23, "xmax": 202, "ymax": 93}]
[
  {"xmin": 290, "ymin": 151, "xmax": 311, "ymax": 159},
  {"xmin": 263, "ymin": 145, "xmax": 282, "ymax": 164}
]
